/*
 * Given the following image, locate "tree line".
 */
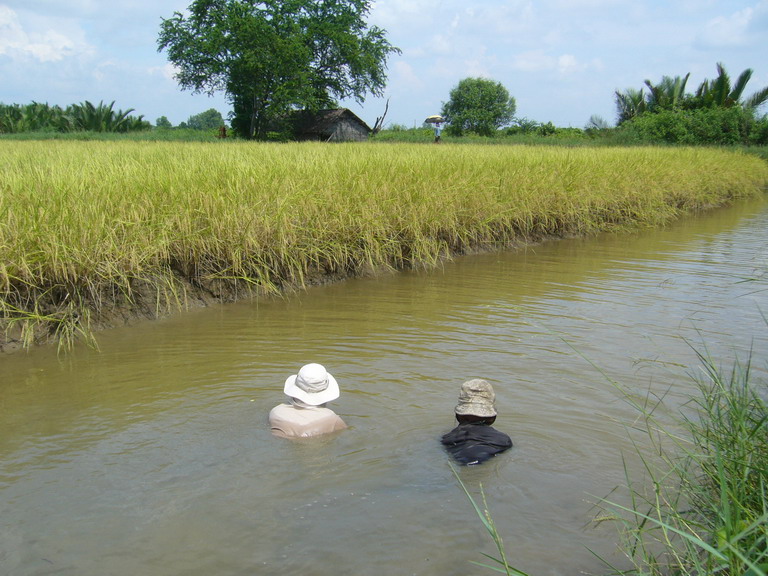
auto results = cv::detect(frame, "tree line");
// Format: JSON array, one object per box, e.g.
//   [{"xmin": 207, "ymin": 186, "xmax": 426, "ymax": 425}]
[
  {"xmin": 610, "ymin": 62, "xmax": 768, "ymax": 145},
  {"xmin": 0, "ymin": 101, "xmax": 151, "ymax": 134},
  {"xmin": 156, "ymin": 108, "xmax": 225, "ymax": 130},
  {"xmin": 432, "ymin": 63, "xmax": 768, "ymax": 145},
  {"xmin": 0, "ymin": 101, "xmax": 229, "ymax": 135},
  {"xmin": 615, "ymin": 62, "xmax": 768, "ymax": 122}
]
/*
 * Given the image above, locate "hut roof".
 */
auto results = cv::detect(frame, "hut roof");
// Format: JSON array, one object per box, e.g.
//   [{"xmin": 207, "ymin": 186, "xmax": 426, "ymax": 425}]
[{"xmin": 292, "ymin": 108, "xmax": 371, "ymax": 136}]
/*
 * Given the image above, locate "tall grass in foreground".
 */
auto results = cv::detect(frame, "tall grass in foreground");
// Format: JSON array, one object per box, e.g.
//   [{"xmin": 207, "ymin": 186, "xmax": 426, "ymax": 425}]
[
  {"xmin": 1, "ymin": 141, "xmax": 767, "ymax": 349},
  {"xmin": 595, "ymin": 347, "xmax": 768, "ymax": 576}
]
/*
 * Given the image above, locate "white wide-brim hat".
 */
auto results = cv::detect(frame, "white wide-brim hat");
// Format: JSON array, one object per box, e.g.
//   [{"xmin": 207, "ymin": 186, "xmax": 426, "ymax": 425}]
[{"xmin": 284, "ymin": 363, "xmax": 340, "ymax": 406}]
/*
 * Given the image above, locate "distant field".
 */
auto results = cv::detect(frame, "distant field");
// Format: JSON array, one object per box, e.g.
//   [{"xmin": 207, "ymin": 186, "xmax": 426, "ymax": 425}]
[{"xmin": 2, "ymin": 140, "xmax": 767, "ymax": 349}]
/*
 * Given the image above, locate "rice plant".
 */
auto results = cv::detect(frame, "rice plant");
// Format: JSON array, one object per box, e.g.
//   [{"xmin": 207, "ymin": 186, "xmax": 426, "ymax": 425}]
[{"xmin": 1, "ymin": 141, "xmax": 766, "ymax": 349}]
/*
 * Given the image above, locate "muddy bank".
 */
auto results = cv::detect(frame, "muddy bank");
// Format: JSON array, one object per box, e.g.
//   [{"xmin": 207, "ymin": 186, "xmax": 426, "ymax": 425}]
[
  {"xmin": 0, "ymin": 267, "xmax": 340, "ymax": 354},
  {"xmin": 0, "ymin": 238, "xmax": 532, "ymax": 354}
]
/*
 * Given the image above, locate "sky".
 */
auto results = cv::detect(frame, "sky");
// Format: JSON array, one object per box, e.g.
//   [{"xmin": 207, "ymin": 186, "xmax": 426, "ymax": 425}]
[{"xmin": 2, "ymin": 0, "xmax": 767, "ymax": 129}]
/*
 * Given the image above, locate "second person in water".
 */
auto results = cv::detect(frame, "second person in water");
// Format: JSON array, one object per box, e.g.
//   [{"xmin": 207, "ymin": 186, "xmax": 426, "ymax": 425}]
[{"xmin": 441, "ymin": 379, "xmax": 512, "ymax": 465}]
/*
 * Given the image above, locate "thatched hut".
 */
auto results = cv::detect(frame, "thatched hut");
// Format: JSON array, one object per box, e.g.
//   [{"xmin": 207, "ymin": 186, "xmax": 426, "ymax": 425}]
[{"xmin": 290, "ymin": 108, "xmax": 371, "ymax": 142}]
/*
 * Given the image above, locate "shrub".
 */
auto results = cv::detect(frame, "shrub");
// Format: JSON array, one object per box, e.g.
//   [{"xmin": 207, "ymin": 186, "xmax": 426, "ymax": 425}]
[
  {"xmin": 618, "ymin": 107, "xmax": 762, "ymax": 145},
  {"xmin": 748, "ymin": 115, "xmax": 768, "ymax": 145}
]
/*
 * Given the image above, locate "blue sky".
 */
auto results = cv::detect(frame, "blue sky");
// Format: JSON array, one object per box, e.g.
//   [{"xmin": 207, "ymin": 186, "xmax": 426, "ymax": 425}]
[{"xmin": 2, "ymin": 0, "xmax": 767, "ymax": 129}]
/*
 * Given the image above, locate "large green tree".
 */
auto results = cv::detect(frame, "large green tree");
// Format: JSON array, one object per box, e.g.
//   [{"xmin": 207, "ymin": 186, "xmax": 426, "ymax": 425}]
[
  {"xmin": 187, "ymin": 108, "xmax": 225, "ymax": 130},
  {"xmin": 441, "ymin": 77, "xmax": 516, "ymax": 136},
  {"xmin": 158, "ymin": 0, "xmax": 399, "ymax": 139}
]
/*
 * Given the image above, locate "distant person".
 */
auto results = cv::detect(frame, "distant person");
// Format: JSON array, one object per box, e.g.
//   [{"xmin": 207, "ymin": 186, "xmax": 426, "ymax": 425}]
[
  {"xmin": 441, "ymin": 379, "xmax": 512, "ymax": 465},
  {"xmin": 433, "ymin": 121, "xmax": 443, "ymax": 143},
  {"xmin": 269, "ymin": 363, "xmax": 347, "ymax": 439}
]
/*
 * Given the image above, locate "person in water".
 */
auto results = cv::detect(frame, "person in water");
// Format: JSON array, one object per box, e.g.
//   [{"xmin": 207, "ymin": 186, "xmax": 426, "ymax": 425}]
[
  {"xmin": 441, "ymin": 379, "xmax": 512, "ymax": 465},
  {"xmin": 269, "ymin": 363, "xmax": 347, "ymax": 439}
]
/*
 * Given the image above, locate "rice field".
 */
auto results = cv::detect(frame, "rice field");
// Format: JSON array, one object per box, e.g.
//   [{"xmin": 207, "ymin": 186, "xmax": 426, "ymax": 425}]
[{"xmin": 1, "ymin": 140, "xmax": 767, "ymax": 349}]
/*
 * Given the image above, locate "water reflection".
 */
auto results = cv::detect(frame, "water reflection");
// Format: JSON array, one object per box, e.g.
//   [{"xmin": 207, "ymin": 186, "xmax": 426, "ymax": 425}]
[{"xmin": 1, "ymin": 196, "xmax": 766, "ymax": 575}]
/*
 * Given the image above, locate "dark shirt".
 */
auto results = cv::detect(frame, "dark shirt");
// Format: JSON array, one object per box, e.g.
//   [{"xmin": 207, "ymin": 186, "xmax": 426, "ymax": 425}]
[{"xmin": 441, "ymin": 423, "xmax": 513, "ymax": 465}]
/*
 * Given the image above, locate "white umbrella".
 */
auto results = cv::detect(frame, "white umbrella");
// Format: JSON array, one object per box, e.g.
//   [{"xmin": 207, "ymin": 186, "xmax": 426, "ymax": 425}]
[{"xmin": 425, "ymin": 115, "xmax": 444, "ymax": 124}]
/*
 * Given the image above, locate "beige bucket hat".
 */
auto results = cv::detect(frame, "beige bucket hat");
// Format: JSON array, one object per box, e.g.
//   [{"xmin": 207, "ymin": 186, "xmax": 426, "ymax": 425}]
[
  {"xmin": 454, "ymin": 379, "xmax": 497, "ymax": 418},
  {"xmin": 284, "ymin": 363, "xmax": 340, "ymax": 406}
]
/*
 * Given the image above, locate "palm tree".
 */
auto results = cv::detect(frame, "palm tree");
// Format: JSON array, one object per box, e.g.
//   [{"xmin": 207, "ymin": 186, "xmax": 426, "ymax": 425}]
[
  {"xmin": 586, "ymin": 114, "xmax": 610, "ymax": 130},
  {"xmin": 615, "ymin": 87, "xmax": 647, "ymax": 123},
  {"xmin": 66, "ymin": 101, "xmax": 141, "ymax": 132},
  {"xmin": 694, "ymin": 62, "xmax": 768, "ymax": 111},
  {"xmin": 644, "ymin": 74, "xmax": 690, "ymax": 112}
]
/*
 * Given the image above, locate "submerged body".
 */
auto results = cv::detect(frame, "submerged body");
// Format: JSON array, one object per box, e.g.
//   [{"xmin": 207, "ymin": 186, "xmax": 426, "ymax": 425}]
[
  {"xmin": 441, "ymin": 423, "xmax": 512, "ymax": 465},
  {"xmin": 269, "ymin": 363, "xmax": 347, "ymax": 439},
  {"xmin": 269, "ymin": 402, "xmax": 347, "ymax": 439}
]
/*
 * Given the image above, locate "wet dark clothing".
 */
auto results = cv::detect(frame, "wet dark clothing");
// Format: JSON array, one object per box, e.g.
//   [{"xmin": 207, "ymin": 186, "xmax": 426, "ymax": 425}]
[{"xmin": 441, "ymin": 423, "xmax": 512, "ymax": 465}]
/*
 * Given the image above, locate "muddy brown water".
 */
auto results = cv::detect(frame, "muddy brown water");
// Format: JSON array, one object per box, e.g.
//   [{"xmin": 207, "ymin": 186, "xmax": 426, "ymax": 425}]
[{"xmin": 1, "ymin": 196, "xmax": 767, "ymax": 576}]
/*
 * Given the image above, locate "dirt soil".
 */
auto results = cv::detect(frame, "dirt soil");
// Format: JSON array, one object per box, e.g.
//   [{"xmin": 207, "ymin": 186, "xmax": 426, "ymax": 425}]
[
  {"xmin": 0, "ymin": 238, "xmax": 539, "ymax": 355},
  {"xmin": 0, "ymin": 260, "xmax": 400, "ymax": 355}
]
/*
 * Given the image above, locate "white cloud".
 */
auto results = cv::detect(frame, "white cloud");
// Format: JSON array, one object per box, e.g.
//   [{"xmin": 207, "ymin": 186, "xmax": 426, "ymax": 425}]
[
  {"xmin": 557, "ymin": 54, "xmax": 580, "ymax": 74},
  {"xmin": 369, "ymin": 0, "xmax": 442, "ymax": 28},
  {"xmin": 427, "ymin": 34, "xmax": 452, "ymax": 55},
  {"xmin": 698, "ymin": 6, "xmax": 754, "ymax": 47},
  {"xmin": 512, "ymin": 50, "xmax": 556, "ymax": 72},
  {"xmin": 0, "ymin": 5, "xmax": 93, "ymax": 63},
  {"xmin": 148, "ymin": 62, "xmax": 179, "ymax": 83},
  {"xmin": 0, "ymin": 5, "xmax": 26, "ymax": 53},
  {"xmin": 25, "ymin": 30, "xmax": 80, "ymax": 62},
  {"xmin": 461, "ymin": 59, "xmax": 491, "ymax": 78},
  {"xmin": 93, "ymin": 60, "xmax": 119, "ymax": 82},
  {"xmin": 391, "ymin": 61, "xmax": 424, "ymax": 91}
]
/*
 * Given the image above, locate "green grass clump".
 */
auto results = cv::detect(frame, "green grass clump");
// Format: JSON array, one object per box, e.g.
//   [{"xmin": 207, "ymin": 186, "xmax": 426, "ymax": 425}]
[
  {"xmin": 597, "ymin": 348, "xmax": 768, "ymax": 576},
  {"xmin": 1, "ymin": 141, "xmax": 767, "ymax": 349}
]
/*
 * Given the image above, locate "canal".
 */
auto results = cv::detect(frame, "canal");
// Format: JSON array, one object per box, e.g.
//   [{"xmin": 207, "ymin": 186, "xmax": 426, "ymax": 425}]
[{"xmin": 1, "ymin": 196, "xmax": 766, "ymax": 575}]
